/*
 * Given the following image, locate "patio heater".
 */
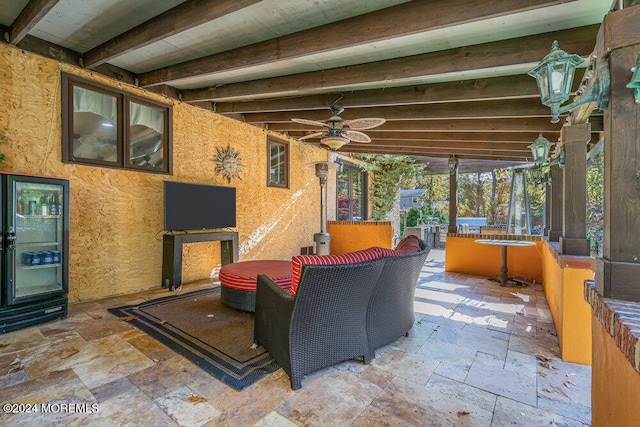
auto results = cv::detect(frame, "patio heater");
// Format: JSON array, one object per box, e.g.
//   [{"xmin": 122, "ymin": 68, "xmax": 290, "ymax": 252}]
[{"xmin": 305, "ymin": 161, "xmax": 336, "ymax": 255}]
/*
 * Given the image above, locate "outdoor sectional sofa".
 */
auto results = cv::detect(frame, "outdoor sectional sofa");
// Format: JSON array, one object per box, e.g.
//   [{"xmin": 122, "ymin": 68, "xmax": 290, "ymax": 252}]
[{"xmin": 254, "ymin": 236, "xmax": 430, "ymax": 390}]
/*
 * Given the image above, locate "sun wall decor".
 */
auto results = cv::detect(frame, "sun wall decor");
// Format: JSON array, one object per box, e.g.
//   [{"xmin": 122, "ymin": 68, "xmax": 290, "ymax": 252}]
[{"xmin": 213, "ymin": 144, "xmax": 244, "ymax": 183}]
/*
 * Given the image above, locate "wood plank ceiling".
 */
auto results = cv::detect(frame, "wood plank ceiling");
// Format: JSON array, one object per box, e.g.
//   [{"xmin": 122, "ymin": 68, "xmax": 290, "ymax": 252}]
[{"xmin": 0, "ymin": 0, "xmax": 614, "ymax": 173}]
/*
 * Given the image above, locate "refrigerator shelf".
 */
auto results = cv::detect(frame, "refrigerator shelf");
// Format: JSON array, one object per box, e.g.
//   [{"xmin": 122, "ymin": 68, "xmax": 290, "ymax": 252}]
[
  {"xmin": 16, "ymin": 215, "xmax": 62, "ymax": 219},
  {"xmin": 16, "ymin": 241, "xmax": 61, "ymax": 247},
  {"xmin": 18, "ymin": 263, "xmax": 61, "ymax": 270}
]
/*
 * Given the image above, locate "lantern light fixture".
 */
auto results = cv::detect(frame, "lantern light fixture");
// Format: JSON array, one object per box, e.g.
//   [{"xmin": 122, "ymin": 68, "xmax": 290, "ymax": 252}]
[
  {"xmin": 529, "ymin": 40, "xmax": 610, "ymax": 123},
  {"xmin": 528, "ymin": 133, "xmax": 555, "ymax": 165},
  {"xmin": 627, "ymin": 54, "xmax": 640, "ymax": 104},
  {"xmin": 529, "ymin": 165, "xmax": 546, "ymax": 186},
  {"xmin": 448, "ymin": 155, "xmax": 458, "ymax": 175}
]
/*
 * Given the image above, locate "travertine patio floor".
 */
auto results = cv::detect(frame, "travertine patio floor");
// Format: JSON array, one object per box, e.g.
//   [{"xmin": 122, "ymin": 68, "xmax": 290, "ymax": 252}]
[{"xmin": 0, "ymin": 249, "xmax": 591, "ymax": 426}]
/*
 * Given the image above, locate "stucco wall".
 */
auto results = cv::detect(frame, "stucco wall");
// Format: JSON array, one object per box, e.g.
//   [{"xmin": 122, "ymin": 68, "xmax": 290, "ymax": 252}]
[
  {"xmin": 0, "ymin": 43, "xmax": 332, "ymax": 302},
  {"xmin": 591, "ymin": 315, "xmax": 640, "ymax": 427}
]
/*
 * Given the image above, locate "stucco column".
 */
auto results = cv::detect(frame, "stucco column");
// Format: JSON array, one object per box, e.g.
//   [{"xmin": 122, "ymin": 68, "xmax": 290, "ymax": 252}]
[
  {"xmin": 548, "ymin": 165, "xmax": 563, "ymax": 242},
  {"xmin": 559, "ymin": 123, "xmax": 590, "ymax": 256},
  {"xmin": 447, "ymin": 166, "xmax": 458, "ymax": 233}
]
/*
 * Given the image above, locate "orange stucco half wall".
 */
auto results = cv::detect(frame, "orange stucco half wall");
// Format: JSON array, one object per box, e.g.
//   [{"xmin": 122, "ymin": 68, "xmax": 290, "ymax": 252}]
[
  {"xmin": 328, "ymin": 221, "xmax": 393, "ymax": 254},
  {"xmin": 444, "ymin": 236, "xmax": 543, "ymax": 282},
  {"xmin": 540, "ymin": 244, "xmax": 593, "ymax": 365},
  {"xmin": 591, "ymin": 316, "xmax": 640, "ymax": 427}
]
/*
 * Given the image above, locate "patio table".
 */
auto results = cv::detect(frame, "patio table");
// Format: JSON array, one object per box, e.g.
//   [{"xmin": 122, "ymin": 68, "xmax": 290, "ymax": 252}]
[{"xmin": 474, "ymin": 239, "xmax": 536, "ymax": 286}]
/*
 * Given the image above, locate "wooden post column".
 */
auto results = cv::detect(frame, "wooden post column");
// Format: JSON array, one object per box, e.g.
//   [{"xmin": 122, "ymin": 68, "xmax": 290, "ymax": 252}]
[
  {"xmin": 544, "ymin": 181, "xmax": 551, "ymax": 235},
  {"xmin": 447, "ymin": 165, "xmax": 458, "ymax": 233},
  {"xmin": 548, "ymin": 165, "xmax": 564, "ymax": 242},
  {"xmin": 595, "ymin": 17, "xmax": 640, "ymax": 301},
  {"xmin": 559, "ymin": 123, "xmax": 591, "ymax": 256}
]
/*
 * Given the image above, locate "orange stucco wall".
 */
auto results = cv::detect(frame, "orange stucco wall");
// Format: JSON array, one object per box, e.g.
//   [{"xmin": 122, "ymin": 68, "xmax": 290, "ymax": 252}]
[
  {"xmin": 539, "ymin": 242, "xmax": 593, "ymax": 365},
  {"xmin": 591, "ymin": 315, "xmax": 640, "ymax": 427},
  {"xmin": 328, "ymin": 221, "xmax": 393, "ymax": 254},
  {"xmin": 444, "ymin": 236, "xmax": 543, "ymax": 281},
  {"xmin": 445, "ymin": 235, "xmax": 592, "ymax": 365}
]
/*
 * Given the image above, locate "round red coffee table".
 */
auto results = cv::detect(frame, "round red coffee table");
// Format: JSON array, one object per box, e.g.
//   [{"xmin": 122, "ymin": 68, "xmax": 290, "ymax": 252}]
[{"xmin": 219, "ymin": 260, "xmax": 293, "ymax": 312}]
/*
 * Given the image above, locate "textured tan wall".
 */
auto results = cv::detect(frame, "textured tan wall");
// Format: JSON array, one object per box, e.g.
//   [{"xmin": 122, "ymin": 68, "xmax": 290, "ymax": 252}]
[{"xmin": 0, "ymin": 43, "xmax": 331, "ymax": 302}]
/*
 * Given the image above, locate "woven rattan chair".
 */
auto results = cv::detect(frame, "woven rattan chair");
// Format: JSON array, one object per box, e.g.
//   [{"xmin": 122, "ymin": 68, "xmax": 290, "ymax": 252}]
[
  {"xmin": 254, "ymin": 259, "xmax": 385, "ymax": 390},
  {"xmin": 367, "ymin": 240, "xmax": 430, "ymax": 356}
]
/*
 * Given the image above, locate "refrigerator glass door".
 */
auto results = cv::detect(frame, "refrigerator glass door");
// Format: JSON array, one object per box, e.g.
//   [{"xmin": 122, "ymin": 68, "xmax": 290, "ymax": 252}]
[{"xmin": 10, "ymin": 180, "xmax": 64, "ymax": 302}]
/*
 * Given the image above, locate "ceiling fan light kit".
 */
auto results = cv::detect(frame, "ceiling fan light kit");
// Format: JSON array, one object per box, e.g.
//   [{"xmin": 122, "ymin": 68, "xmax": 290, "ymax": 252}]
[
  {"xmin": 292, "ymin": 105, "xmax": 385, "ymax": 150},
  {"xmin": 321, "ymin": 136, "xmax": 349, "ymax": 150}
]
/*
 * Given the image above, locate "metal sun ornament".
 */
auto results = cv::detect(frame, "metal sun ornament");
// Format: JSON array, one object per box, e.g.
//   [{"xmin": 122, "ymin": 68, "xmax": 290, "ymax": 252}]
[{"xmin": 213, "ymin": 144, "xmax": 244, "ymax": 183}]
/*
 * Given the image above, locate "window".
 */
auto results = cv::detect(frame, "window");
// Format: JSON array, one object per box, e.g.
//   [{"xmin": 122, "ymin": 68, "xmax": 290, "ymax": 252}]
[
  {"xmin": 62, "ymin": 73, "xmax": 172, "ymax": 174},
  {"xmin": 267, "ymin": 136, "xmax": 289, "ymax": 188},
  {"xmin": 337, "ymin": 163, "xmax": 368, "ymax": 221}
]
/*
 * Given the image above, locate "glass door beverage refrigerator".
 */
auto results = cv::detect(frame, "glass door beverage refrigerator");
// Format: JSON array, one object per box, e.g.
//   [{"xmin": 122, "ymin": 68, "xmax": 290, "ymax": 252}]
[{"xmin": 1, "ymin": 173, "xmax": 69, "ymax": 333}]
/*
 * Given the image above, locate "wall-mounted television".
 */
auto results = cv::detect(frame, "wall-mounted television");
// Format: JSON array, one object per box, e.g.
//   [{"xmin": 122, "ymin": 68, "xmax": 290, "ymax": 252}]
[{"xmin": 164, "ymin": 181, "xmax": 236, "ymax": 231}]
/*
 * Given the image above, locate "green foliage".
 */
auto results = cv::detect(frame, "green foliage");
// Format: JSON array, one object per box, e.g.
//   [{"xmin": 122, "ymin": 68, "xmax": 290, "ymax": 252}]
[
  {"xmin": 587, "ymin": 152, "xmax": 604, "ymax": 254},
  {"xmin": 526, "ymin": 171, "xmax": 546, "ymax": 234},
  {"xmin": 418, "ymin": 175, "xmax": 448, "ymax": 208},
  {"xmin": 405, "ymin": 206, "xmax": 447, "ymax": 226},
  {"xmin": 360, "ymin": 155, "xmax": 425, "ymax": 220}
]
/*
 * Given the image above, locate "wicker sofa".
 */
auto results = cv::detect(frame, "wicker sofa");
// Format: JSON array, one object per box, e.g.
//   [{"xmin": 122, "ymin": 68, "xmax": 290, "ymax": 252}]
[{"xmin": 254, "ymin": 238, "xmax": 430, "ymax": 390}]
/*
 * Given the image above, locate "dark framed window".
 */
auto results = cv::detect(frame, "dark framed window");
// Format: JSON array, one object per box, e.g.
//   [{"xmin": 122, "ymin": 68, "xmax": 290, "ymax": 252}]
[
  {"xmin": 337, "ymin": 163, "xmax": 368, "ymax": 221},
  {"xmin": 62, "ymin": 73, "xmax": 172, "ymax": 174},
  {"xmin": 267, "ymin": 136, "xmax": 289, "ymax": 188}
]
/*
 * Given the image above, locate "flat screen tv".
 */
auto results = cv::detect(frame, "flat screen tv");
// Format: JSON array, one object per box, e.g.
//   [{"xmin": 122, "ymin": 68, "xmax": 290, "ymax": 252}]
[{"xmin": 164, "ymin": 181, "xmax": 236, "ymax": 230}]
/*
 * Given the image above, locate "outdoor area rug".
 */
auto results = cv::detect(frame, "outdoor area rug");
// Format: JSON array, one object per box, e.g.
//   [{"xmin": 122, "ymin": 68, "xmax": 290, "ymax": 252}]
[{"xmin": 108, "ymin": 287, "xmax": 279, "ymax": 390}]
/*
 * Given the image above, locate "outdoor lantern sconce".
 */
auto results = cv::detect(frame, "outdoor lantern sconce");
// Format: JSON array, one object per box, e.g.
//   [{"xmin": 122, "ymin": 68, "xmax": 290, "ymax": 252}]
[
  {"xmin": 529, "ymin": 40, "xmax": 610, "ymax": 123},
  {"xmin": 448, "ymin": 155, "xmax": 458, "ymax": 175},
  {"xmin": 627, "ymin": 55, "xmax": 640, "ymax": 104},
  {"xmin": 528, "ymin": 133, "xmax": 554, "ymax": 165},
  {"xmin": 333, "ymin": 156, "xmax": 344, "ymax": 173},
  {"xmin": 529, "ymin": 165, "xmax": 546, "ymax": 186},
  {"xmin": 547, "ymin": 144, "xmax": 566, "ymax": 169}
]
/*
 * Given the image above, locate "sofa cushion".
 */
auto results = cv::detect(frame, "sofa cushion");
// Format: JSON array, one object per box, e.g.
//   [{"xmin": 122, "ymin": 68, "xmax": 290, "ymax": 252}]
[
  {"xmin": 394, "ymin": 235, "xmax": 422, "ymax": 253},
  {"xmin": 376, "ymin": 235, "xmax": 423, "ymax": 257},
  {"xmin": 290, "ymin": 247, "xmax": 382, "ymax": 295}
]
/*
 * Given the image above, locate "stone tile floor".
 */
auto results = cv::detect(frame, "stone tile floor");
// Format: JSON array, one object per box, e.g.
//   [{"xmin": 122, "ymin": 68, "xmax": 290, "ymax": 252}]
[{"xmin": 0, "ymin": 249, "xmax": 591, "ymax": 426}]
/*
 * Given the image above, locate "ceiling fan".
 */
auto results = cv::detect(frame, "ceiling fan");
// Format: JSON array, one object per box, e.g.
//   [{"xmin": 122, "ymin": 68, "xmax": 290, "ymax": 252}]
[{"xmin": 292, "ymin": 105, "xmax": 386, "ymax": 150}]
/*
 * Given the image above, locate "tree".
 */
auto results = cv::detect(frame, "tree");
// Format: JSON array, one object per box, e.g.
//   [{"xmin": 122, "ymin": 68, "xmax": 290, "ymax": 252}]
[{"xmin": 360, "ymin": 155, "xmax": 425, "ymax": 220}]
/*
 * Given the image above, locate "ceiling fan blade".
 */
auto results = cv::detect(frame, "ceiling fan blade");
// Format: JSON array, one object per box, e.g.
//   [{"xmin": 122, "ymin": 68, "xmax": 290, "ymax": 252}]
[
  {"xmin": 298, "ymin": 131, "xmax": 325, "ymax": 141},
  {"xmin": 345, "ymin": 118, "xmax": 386, "ymax": 130},
  {"xmin": 292, "ymin": 118, "xmax": 328, "ymax": 127},
  {"xmin": 343, "ymin": 130, "xmax": 371, "ymax": 143}
]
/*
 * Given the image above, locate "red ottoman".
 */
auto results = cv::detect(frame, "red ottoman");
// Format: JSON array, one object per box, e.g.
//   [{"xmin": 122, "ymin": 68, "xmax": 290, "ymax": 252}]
[{"xmin": 219, "ymin": 260, "xmax": 293, "ymax": 312}]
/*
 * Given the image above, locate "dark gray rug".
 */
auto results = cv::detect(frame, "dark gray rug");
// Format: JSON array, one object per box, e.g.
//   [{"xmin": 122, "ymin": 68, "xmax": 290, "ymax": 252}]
[{"xmin": 108, "ymin": 287, "xmax": 278, "ymax": 390}]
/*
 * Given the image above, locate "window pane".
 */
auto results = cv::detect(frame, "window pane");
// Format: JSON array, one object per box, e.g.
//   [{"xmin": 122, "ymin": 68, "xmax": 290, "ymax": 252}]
[
  {"xmin": 129, "ymin": 101, "xmax": 166, "ymax": 169},
  {"xmin": 267, "ymin": 137, "xmax": 288, "ymax": 188},
  {"xmin": 72, "ymin": 85, "xmax": 118, "ymax": 162},
  {"xmin": 352, "ymin": 171, "xmax": 363, "ymax": 220},
  {"xmin": 337, "ymin": 168, "xmax": 350, "ymax": 221},
  {"xmin": 270, "ymin": 144, "xmax": 285, "ymax": 185}
]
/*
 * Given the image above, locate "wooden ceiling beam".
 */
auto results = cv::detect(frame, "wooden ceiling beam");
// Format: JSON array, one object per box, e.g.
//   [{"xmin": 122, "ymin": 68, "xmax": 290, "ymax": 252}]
[
  {"xmin": 179, "ymin": 25, "xmax": 599, "ymax": 101},
  {"xmin": 340, "ymin": 145, "xmax": 531, "ymax": 161},
  {"xmin": 265, "ymin": 117, "xmax": 578, "ymax": 133},
  {"xmin": 8, "ymin": 0, "xmax": 59, "ymax": 45},
  {"xmin": 341, "ymin": 140, "xmax": 532, "ymax": 152},
  {"xmin": 287, "ymin": 131, "xmax": 545, "ymax": 144},
  {"xmin": 212, "ymin": 74, "xmax": 542, "ymax": 113},
  {"xmin": 140, "ymin": 0, "xmax": 575, "ymax": 87},
  {"xmin": 83, "ymin": 0, "xmax": 262, "ymax": 68},
  {"xmin": 244, "ymin": 99, "xmax": 554, "ymax": 123}
]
